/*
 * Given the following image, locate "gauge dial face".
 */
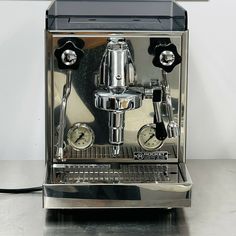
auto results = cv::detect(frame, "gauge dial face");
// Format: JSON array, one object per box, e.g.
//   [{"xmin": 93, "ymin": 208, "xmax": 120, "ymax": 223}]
[
  {"xmin": 137, "ymin": 124, "xmax": 164, "ymax": 151},
  {"xmin": 67, "ymin": 123, "xmax": 95, "ymax": 151}
]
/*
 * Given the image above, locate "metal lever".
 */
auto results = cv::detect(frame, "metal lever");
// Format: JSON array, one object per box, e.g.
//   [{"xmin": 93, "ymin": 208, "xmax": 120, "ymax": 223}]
[
  {"xmin": 55, "ymin": 70, "xmax": 72, "ymax": 160},
  {"xmin": 161, "ymin": 70, "xmax": 179, "ymax": 138},
  {"xmin": 54, "ymin": 39, "xmax": 84, "ymax": 160},
  {"xmin": 152, "ymin": 89, "xmax": 167, "ymax": 141}
]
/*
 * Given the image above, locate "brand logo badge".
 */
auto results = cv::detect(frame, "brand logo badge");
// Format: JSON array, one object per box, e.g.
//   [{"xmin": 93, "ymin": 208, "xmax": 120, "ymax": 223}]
[{"xmin": 133, "ymin": 151, "xmax": 168, "ymax": 160}]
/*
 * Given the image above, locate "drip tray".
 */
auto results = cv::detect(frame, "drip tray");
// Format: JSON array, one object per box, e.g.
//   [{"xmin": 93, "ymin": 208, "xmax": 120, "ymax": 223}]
[{"xmin": 52, "ymin": 163, "xmax": 183, "ymax": 184}]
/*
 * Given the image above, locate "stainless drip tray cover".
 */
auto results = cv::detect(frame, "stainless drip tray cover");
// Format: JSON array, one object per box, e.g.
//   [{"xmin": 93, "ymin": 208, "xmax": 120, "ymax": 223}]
[{"xmin": 52, "ymin": 163, "xmax": 183, "ymax": 184}]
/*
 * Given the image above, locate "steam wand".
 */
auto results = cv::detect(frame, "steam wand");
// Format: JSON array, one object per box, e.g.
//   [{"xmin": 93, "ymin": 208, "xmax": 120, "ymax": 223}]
[
  {"xmin": 161, "ymin": 70, "xmax": 179, "ymax": 138},
  {"xmin": 55, "ymin": 70, "xmax": 72, "ymax": 159},
  {"xmin": 54, "ymin": 39, "xmax": 84, "ymax": 160},
  {"xmin": 150, "ymin": 39, "xmax": 181, "ymax": 139}
]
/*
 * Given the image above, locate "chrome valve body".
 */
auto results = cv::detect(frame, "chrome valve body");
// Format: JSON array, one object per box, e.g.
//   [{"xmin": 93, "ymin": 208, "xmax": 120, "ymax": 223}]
[{"xmin": 95, "ymin": 38, "xmax": 142, "ymax": 154}]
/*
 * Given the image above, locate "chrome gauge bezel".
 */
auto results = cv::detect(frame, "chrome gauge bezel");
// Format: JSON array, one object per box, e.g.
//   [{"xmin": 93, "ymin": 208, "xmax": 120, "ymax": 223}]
[
  {"xmin": 137, "ymin": 123, "xmax": 164, "ymax": 151},
  {"xmin": 67, "ymin": 123, "xmax": 95, "ymax": 151}
]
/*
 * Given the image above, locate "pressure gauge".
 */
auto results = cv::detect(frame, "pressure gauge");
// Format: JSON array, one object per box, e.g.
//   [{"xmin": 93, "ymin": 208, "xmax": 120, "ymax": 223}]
[
  {"xmin": 67, "ymin": 123, "xmax": 95, "ymax": 151},
  {"xmin": 137, "ymin": 124, "xmax": 164, "ymax": 151}
]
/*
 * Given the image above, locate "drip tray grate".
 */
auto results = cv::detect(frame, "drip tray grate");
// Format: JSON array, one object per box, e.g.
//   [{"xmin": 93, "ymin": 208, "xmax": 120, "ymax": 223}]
[
  {"xmin": 53, "ymin": 164, "xmax": 182, "ymax": 184},
  {"xmin": 64, "ymin": 145, "xmax": 176, "ymax": 160}
]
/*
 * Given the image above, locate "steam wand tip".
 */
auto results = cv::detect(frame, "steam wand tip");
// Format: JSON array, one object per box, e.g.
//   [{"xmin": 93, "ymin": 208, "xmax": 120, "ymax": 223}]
[{"xmin": 112, "ymin": 145, "xmax": 120, "ymax": 156}]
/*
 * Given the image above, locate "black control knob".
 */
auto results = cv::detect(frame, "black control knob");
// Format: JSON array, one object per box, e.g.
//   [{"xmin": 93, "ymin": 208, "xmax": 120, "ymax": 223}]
[
  {"xmin": 54, "ymin": 40, "xmax": 84, "ymax": 70},
  {"xmin": 154, "ymin": 118, "xmax": 167, "ymax": 141},
  {"xmin": 152, "ymin": 44, "xmax": 182, "ymax": 73}
]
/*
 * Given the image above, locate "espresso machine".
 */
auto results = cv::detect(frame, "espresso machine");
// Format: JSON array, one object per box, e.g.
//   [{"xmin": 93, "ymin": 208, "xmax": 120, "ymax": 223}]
[{"xmin": 43, "ymin": 0, "xmax": 192, "ymax": 208}]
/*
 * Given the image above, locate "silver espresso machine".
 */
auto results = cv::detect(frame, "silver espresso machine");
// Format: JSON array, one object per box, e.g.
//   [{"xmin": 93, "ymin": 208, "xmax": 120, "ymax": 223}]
[{"xmin": 43, "ymin": 0, "xmax": 192, "ymax": 209}]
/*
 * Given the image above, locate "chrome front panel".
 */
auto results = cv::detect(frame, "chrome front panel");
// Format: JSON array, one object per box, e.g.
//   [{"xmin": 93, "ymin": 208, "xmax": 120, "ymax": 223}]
[
  {"xmin": 46, "ymin": 31, "xmax": 188, "ymax": 163},
  {"xmin": 44, "ymin": 31, "xmax": 190, "ymax": 208}
]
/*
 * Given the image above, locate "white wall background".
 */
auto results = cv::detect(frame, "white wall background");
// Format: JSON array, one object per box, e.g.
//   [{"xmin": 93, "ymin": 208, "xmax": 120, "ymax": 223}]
[
  {"xmin": 181, "ymin": 0, "xmax": 236, "ymax": 159},
  {"xmin": 0, "ymin": 0, "xmax": 235, "ymax": 160},
  {"xmin": 0, "ymin": 1, "xmax": 49, "ymax": 160}
]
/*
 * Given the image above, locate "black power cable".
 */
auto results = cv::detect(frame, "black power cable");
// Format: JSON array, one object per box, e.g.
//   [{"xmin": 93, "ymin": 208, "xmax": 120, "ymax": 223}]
[{"xmin": 0, "ymin": 186, "xmax": 42, "ymax": 194}]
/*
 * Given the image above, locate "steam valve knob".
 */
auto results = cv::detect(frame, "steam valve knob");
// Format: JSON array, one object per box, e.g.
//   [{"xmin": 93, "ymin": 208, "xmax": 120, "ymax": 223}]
[
  {"xmin": 152, "ymin": 44, "xmax": 181, "ymax": 73},
  {"xmin": 54, "ymin": 41, "xmax": 84, "ymax": 70}
]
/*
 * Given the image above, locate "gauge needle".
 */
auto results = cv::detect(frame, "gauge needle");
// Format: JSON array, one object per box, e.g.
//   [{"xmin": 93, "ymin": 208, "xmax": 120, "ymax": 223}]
[
  {"xmin": 75, "ymin": 133, "xmax": 84, "ymax": 143},
  {"xmin": 144, "ymin": 134, "xmax": 155, "ymax": 144}
]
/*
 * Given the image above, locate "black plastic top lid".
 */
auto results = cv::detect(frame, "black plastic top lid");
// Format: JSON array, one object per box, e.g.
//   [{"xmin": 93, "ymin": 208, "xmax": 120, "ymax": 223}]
[{"xmin": 46, "ymin": 0, "xmax": 187, "ymax": 31}]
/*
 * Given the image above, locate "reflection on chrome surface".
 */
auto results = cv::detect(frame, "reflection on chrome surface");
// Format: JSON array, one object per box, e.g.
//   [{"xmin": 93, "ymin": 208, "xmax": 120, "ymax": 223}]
[{"xmin": 44, "ymin": 209, "xmax": 190, "ymax": 236}]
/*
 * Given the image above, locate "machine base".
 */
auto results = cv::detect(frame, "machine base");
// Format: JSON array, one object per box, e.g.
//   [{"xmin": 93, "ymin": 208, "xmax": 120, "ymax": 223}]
[{"xmin": 43, "ymin": 163, "xmax": 192, "ymax": 209}]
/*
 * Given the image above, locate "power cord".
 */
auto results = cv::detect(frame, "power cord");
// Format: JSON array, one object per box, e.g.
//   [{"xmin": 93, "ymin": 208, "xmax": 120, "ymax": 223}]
[{"xmin": 0, "ymin": 186, "xmax": 42, "ymax": 194}]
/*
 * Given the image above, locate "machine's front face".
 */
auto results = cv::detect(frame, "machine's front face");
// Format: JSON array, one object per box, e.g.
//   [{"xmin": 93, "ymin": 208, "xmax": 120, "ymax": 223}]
[{"xmin": 44, "ymin": 0, "xmax": 192, "ymax": 209}]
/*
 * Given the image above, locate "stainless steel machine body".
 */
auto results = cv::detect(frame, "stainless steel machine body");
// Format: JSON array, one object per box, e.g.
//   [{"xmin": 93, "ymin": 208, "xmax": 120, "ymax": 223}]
[{"xmin": 44, "ymin": 0, "xmax": 192, "ymax": 209}]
